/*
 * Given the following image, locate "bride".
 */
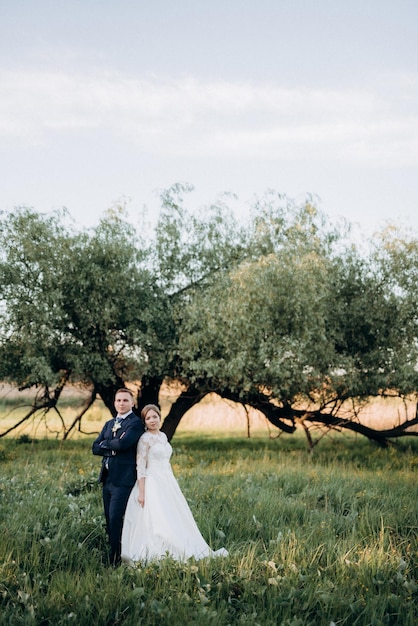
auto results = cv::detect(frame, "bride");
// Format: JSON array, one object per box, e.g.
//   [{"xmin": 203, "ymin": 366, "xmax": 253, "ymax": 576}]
[{"xmin": 121, "ymin": 404, "xmax": 228, "ymax": 564}]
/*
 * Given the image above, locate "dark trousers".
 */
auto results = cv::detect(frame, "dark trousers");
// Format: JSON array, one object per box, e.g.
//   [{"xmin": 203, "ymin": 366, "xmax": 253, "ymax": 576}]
[{"xmin": 102, "ymin": 479, "xmax": 132, "ymax": 564}]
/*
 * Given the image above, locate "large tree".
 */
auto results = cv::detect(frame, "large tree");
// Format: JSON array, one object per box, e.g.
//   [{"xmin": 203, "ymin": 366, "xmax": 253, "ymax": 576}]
[{"xmin": 1, "ymin": 190, "xmax": 417, "ymax": 446}]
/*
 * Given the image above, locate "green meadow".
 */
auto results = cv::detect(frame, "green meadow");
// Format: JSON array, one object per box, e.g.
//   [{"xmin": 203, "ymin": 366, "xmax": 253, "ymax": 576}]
[{"xmin": 0, "ymin": 432, "xmax": 417, "ymax": 625}]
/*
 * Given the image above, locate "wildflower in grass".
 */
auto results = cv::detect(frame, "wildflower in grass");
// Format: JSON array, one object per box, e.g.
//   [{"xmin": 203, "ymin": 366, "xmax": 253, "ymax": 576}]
[
  {"xmin": 39, "ymin": 537, "xmax": 51, "ymax": 546},
  {"xmin": 198, "ymin": 587, "xmax": 209, "ymax": 604},
  {"xmin": 398, "ymin": 558, "xmax": 407, "ymax": 571},
  {"xmin": 252, "ymin": 515, "xmax": 262, "ymax": 529}
]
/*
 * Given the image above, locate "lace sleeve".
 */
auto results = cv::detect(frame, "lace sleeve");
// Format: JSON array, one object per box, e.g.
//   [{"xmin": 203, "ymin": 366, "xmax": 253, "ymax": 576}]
[{"xmin": 136, "ymin": 435, "xmax": 150, "ymax": 479}]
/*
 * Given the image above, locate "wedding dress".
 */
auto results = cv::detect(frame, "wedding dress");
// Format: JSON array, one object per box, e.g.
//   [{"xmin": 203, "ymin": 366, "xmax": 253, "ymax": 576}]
[{"xmin": 121, "ymin": 431, "xmax": 228, "ymax": 564}]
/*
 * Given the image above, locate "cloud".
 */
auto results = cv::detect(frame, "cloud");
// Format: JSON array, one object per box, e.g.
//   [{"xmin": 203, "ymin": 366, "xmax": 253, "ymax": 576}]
[{"xmin": 1, "ymin": 70, "xmax": 417, "ymax": 167}]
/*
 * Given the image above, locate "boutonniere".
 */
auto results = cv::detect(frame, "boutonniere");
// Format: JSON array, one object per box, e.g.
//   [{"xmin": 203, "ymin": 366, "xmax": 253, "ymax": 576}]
[{"xmin": 112, "ymin": 421, "xmax": 122, "ymax": 435}]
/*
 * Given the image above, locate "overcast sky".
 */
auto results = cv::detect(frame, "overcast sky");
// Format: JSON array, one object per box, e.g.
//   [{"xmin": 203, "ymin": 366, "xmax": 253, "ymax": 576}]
[{"xmin": 1, "ymin": 0, "xmax": 417, "ymax": 234}]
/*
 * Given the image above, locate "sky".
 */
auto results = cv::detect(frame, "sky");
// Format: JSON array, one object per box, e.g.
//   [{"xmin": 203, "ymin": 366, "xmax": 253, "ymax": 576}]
[{"xmin": 1, "ymin": 0, "xmax": 417, "ymax": 236}]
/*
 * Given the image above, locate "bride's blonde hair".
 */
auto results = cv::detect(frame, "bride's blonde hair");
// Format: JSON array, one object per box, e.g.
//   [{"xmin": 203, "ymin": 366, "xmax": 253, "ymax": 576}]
[{"xmin": 140, "ymin": 404, "xmax": 161, "ymax": 424}]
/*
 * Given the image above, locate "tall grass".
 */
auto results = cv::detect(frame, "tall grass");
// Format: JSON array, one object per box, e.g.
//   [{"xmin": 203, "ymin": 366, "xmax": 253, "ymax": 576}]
[{"xmin": 0, "ymin": 434, "xmax": 417, "ymax": 625}]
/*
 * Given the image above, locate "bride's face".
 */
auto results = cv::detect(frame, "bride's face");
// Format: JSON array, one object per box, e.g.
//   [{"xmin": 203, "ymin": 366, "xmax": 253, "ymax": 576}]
[{"xmin": 145, "ymin": 410, "xmax": 160, "ymax": 432}]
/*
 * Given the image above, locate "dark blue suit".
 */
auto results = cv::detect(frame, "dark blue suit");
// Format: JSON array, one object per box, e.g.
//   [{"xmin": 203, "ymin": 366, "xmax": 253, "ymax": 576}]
[{"xmin": 92, "ymin": 412, "xmax": 144, "ymax": 564}]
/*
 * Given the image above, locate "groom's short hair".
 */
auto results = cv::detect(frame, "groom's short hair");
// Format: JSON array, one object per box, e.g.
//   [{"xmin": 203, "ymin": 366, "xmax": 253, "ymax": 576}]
[{"xmin": 115, "ymin": 388, "xmax": 134, "ymax": 399}]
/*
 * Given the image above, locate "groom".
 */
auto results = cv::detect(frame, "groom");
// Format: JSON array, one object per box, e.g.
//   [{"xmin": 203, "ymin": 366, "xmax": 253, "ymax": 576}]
[{"xmin": 92, "ymin": 388, "xmax": 145, "ymax": 566}]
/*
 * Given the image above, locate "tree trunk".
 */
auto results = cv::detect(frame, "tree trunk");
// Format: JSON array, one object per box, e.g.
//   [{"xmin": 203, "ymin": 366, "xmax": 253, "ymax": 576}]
[
  {"xmin": 137, "ymin": 375, "xmax": 164, "ymax": 413},
  {"xmin": 247, "ymin": 400, "xmax": 297, "ymax": 434},
  {"xmin": 96, "ymin": 378, "xmax": 125, "ymax": 417},
  {"xmin": 161, "ymin": 387, "xmax": 205, "ymax": 440}
]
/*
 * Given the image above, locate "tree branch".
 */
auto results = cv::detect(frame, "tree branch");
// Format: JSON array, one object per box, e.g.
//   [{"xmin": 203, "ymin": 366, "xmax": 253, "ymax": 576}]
[{"xmin": 63, "ymin": 387, "xmax": 98, "ymax": 440}]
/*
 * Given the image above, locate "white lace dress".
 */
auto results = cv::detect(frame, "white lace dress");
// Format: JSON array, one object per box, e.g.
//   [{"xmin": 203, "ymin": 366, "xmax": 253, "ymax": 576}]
[{"xmin": 121, "ymin": 431, "xmax": 228, "ymax": 564}]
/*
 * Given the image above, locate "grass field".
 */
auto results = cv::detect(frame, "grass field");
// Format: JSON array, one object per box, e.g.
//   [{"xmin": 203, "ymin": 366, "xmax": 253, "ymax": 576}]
[{"xmin": 0, "ymin": 427, "xmax": 417, "ymax": 625}]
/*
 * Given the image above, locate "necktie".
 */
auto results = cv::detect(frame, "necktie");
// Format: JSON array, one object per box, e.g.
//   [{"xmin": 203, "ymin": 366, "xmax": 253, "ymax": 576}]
[{"xmin": 113, "ymin": 416, "xmax": 123, "ymax": 435}]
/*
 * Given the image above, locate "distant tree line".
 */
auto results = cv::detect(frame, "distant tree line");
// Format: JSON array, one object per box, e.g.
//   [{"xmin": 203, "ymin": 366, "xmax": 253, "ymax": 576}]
[{"xmin": 1, "ymin": 185, "xmax": 417, "ymax": 446}]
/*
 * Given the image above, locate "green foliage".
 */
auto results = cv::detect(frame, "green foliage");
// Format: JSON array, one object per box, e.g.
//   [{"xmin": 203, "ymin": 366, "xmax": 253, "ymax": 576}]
[
  {"xmin": 155, "ymin": 184, "xmax": 246, "ymax": 293},
  {"xmin": 176, "ymin": 249, "xmax": 332, "ymax": 400},
  {"xmin": 0, "ymin": 436, "xmax": 417, "ymax": 625},
  {"xmin": 174, "ymin": 192, "xmax": 418, "ymax": 414},
  {"xmin": 0, "ymin": 206, "xmax": 170, "ymax": 396}
]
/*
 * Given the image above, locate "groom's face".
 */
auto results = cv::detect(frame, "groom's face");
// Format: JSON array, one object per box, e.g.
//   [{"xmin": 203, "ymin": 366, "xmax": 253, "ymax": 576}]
[{"xmin": 114, "ymin": 391, "xmax": 134, "ymax": 415}]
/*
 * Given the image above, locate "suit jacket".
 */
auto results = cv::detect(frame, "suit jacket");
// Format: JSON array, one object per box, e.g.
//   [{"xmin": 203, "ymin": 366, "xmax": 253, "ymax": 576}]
[{"xmin": 92, "ymin": 412, "xmax": 145, "ymax": 487}]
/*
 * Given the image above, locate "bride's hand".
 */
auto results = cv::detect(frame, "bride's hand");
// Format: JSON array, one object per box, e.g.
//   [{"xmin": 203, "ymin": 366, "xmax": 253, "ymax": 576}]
[{"xmin": 137, "ymin": 477, "xmax": 145, "ymax": 507}]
